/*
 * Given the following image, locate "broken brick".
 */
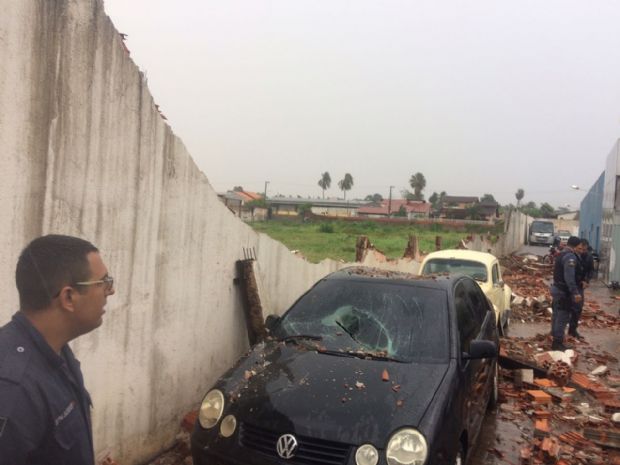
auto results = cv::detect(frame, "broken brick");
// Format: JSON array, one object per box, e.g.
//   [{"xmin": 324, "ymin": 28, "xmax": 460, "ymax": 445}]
[
  {"xmin": 534, "ymin": 409, "xmax": 551, "ymax": 419},
  {"xmin": 602, "ymin": 398, "xmax": 620, "ymax": 413},
  {"xmin": 534, "ymin": 419, "xmax": 550, "ymax": 438},
  {"xmin": 559, "ymin": 431, "xmax": 594, "ymax": 448},
  {"xmin": 526, "ymin": 390, "xmax": 552, "ymax": 404},
  {"xmin": 181, "ymin": 411, "xmax": 198, "ymax": 433},
  {"xmin": 534, "ymin": 378, "xmax": 557, "ymax": 388}
]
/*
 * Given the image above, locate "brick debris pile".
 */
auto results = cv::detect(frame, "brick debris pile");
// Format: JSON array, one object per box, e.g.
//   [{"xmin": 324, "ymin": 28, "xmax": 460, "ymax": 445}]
[
  {"xmin": 497, "ymin": 335, "xmax": 620, "ymax": 464},
  {"xmin": 501, "ymin": 254, "xmax": 620, "ymax": 330}
]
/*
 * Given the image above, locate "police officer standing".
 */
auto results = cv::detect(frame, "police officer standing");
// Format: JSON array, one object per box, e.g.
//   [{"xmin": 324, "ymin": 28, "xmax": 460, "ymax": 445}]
[
  {"xmin": 0, "ymin": 235, "xmax": 115, "ymax": 465},
  {"xmin": 550, "ymin": 236, "xmax": 584, "ymax": 351},
  {"xmin": 569, "ymin": 239, "xmax": 594, "ymax": 340}
]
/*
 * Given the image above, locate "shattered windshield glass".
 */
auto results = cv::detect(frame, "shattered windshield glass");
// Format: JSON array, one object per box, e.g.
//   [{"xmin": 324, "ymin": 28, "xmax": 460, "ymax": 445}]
[
  {"xmin": 422, "ymin": 259, "xmax": 488, "ymax": 282},
  {"xmin": 274, "ymin": 279, "xmax": 449, "ymax": 363}
]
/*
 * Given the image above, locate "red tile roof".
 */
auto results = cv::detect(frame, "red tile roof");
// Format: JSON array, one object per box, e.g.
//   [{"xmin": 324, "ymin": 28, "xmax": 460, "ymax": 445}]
[{"xmin": 236, "ymin": 191, "xmax": 263, "ymax": 202}]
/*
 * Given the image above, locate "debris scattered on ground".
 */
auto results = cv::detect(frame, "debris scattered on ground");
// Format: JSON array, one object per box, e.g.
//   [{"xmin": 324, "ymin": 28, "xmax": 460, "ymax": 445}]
[
  {"xmin": 501, "ymin": 254, "xmax": 620, "ymax": 330},
  {"xmin": 490, "ymin": 256, "xmax": 620, "ymax": 464}
]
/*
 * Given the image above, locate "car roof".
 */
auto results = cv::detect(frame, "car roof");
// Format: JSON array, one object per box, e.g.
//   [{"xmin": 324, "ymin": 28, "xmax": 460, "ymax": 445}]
[
  {"xmin": 325, "ymin": 266, "xmax": 458, "ymax": 291},
  {"xmin": 420, "ymin": 249, "xmax": 498, "ymax": 266}
]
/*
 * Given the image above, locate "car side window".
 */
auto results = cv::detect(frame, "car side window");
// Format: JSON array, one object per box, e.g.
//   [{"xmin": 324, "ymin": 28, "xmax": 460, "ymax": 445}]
[
  {"xmin": 455, "ymin": 282, "xmax": 479, "ymax": 353},
  {"xmin": 463, "ymin": 279, "xmax": 488, "ymax": 328},
  {"xmin": 492, "ymin": 264, "xmax": 500, "ymax": 285}
]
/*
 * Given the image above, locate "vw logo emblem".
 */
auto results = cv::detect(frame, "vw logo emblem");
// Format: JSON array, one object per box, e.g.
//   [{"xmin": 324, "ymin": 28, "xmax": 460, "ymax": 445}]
[{"xmin": 276, "ymin": 433, "xmax": 298, "ymax": 459}]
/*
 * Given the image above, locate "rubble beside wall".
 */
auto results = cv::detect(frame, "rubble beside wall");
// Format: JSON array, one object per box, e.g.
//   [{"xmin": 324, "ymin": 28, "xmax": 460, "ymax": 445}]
[{"xmin": 0, "ymin": 1, "xmax": 341, "ymax": 463}]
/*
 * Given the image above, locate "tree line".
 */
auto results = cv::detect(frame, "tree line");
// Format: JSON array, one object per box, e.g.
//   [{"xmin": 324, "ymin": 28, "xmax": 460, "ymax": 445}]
[
  {"xmin": 318, "ymin": 175, "xmax": 560, "ymax": 218},
  {"xmin": 318, "ymin": 172, "xmax": 354, "ymax": 200}
]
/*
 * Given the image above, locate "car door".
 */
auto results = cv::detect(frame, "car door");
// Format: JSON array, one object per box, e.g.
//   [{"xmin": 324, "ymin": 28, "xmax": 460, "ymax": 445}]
[
  {"xmin": 463, "ymin": 278, "xmax": 497, "ymax": 439},
  {"xmin": 485, "ymin": 261, "xmax": 503, "ymax": 323},
  {"xmin": 494, "ymin": 262, "xmax": 512, "ymax": 326},
  {"xmin": 454, "ymin": 280, "xmax": 484, "ymax": 435}
]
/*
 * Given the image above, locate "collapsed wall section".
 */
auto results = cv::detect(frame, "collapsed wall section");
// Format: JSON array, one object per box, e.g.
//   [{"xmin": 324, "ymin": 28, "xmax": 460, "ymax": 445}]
[{"xmin": 0, "ymin": 1, "xmax": 341, "ymax": 463}]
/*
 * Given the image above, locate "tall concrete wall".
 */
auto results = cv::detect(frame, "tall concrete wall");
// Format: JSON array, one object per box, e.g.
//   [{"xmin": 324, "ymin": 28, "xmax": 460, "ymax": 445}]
[
  {"xmin": 0, "ymin": 1, "xmax": 341, "ymax": 463},
  {"xmin": 463, "ymin": 209, "xmax": 528, "ymax": 257}
]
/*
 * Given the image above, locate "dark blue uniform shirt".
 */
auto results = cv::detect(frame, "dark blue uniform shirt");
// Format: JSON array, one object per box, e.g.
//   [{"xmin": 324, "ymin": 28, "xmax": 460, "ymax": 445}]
[
  {"xmin": 0, "ymin": 312, "xmax": 94, "ymax": 465},
  {"xmin": 552, "ymin": 249, "xmax": 580, "ymax": 297}
]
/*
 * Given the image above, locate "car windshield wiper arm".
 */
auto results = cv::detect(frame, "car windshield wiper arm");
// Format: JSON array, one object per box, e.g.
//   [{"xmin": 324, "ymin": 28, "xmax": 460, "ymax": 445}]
[
  {"xmin": 314, "ymin": 348, "xmax": 357, "ymax": 358},
  {"xmin": 278, "ymin": 334, "xmax": 323, "ymax": 342},
  {"xmin": 317, "ymin": 348, "xmax": 407, "ymax": 363},
  {"xmin": 357, "ymin": 352, "xmax": 407, "ymax": 363},
  {"xmin": 336, "ymin": 320, "xmax": 361, "ymax": 344}
]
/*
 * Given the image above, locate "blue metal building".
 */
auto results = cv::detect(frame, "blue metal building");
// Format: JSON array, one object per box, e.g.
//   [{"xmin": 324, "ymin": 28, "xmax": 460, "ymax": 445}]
[
  {"xmin": 579, "ymin": 171, "xmax": 604, "ymax": 252},
  {"xmin": 599, "ymin": 140, "xmax": 620, "ymax": 284}
]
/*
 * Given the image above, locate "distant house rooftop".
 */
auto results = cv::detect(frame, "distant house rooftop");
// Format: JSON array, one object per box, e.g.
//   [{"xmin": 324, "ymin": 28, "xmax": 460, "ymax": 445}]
[
  {"xmin": 358, "ymin": 199, "xmax": 430, "ymax": 215},
  {"xmin": 217, "ymin": 190, "xmax": 263, "ymax": 203},
  {"xmin": 443, "ymin": 195, "xmax": 479, "ymax": 203},
  {"xmin": 267, "ymin": 197, "xmax": 370, "ymax": 208}
]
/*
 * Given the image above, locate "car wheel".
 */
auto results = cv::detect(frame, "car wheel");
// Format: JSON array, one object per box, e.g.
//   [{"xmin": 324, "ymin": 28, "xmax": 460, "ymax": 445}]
[{"xmin": 487, "ymin": 362, "xmax": 498, "ymax": 410}]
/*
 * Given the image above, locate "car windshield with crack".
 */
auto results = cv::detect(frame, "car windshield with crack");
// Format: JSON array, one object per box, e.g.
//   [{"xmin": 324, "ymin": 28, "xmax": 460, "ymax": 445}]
[{"xmin": 271, "ymin": 279, "xmax": 449, "ymax": 363}]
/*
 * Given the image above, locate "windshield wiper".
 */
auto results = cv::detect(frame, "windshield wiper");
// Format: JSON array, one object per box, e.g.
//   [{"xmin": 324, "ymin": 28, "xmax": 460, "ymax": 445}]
[
  {"xmin": 278, "ymin": 334, "xmax": 323, "ymax": 343},
  {"xmin": 317, "ymin": 348, "xmax": 406, "ymax": 363},
  {"xmin": 314, "ymin": 348, "xmax": 357, "ymax": 358},
  {"xmin": 336, "ymin": 320, "xmax": 361, "ymax": 344},
  {"xmin": 357, "ymin": 352, "xmax": 407, "ymax": 363}
]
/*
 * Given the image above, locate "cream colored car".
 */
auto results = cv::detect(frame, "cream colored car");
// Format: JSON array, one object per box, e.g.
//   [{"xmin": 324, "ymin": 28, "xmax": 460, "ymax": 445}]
[{"xmin": 419, "ymin": 249, "xmax": 512, "ymax": 332}]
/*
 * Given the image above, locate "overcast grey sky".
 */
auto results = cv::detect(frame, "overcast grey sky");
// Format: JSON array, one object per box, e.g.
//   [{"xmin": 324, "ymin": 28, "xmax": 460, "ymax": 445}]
[{"xmin": 104, "ymin": 0, "xmax": 620, "ymax": 207}]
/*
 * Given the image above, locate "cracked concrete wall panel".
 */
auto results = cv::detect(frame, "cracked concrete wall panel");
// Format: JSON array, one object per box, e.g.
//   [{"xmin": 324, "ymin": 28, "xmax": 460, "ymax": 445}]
[
  {"xmin": 0, "ymin": 1, "xmax": 343, "ymax": 463},
  {"xmin": 0, "ymin": 0, "xmax": 49, "ymax": 306}
]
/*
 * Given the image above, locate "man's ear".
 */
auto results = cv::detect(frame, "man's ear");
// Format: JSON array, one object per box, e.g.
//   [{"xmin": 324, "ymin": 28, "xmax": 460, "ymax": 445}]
[{"xmin": 57, "ymin": 286, "xmax": 77, "ymax": 313}]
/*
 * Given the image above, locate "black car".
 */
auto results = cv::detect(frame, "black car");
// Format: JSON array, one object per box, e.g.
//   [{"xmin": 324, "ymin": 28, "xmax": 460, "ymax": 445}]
[{"xmin": 191, "ymin": 267, "xmax": 499, "ymax": 465}]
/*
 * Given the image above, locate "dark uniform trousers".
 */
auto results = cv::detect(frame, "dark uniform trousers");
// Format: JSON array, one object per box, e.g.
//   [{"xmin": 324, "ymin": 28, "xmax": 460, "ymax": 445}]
[
  {"xmin": 569, "ymin": 251, "xmax": 593, "ymax": 334},
  {"xmin": 550, "ymin": 249, "xmax": 580, "ymax": 343},
  {"xmin": 0, "ymin": 312, "xmax": 94, "ymax": 465}
]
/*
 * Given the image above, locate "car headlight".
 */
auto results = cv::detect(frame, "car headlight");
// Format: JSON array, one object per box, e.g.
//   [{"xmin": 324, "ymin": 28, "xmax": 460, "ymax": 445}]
[
  {"xmin": 386, "ymin": 428, "xmax": 428, "ymax": 465},
  {"xmin": 220, "ymin": 415, "xmax": 237, "ymax": 437},
  {"xmin": 198, "ymin": 389, "xmax": 225, "ymax": 429},
  {"xmin": 355, "ymin": 444, "xmax": 379, "ymax": 465}
]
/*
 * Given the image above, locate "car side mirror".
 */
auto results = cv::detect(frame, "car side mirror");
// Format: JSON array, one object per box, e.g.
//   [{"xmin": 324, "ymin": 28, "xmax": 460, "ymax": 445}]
[
  {"xmin": 498, "ymin": 280, "xmax": 505, "ymax": 288},
  {"xmin": 264, "ymin": 314, "xmax": 280, "ymax": 332},
  {"xmin": 462, "ymin": 340, "xmax": 498, "ymax": 360}
]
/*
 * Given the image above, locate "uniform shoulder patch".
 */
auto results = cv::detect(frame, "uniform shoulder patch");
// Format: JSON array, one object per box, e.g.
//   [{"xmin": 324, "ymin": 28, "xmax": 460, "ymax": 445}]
[{"xmin": 567, "ymin": 258, "xmax": 576, "ymax": 267}]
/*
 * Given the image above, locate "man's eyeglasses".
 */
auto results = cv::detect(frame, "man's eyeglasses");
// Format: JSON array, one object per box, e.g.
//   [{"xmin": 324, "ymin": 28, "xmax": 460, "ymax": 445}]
[
  {"xmin": 75, "ymin": 275, "xmax": 114, "ymax": 291},
  {"xmin": 51, "ymin": 275, "xmax": 114, "ymax": 298}
]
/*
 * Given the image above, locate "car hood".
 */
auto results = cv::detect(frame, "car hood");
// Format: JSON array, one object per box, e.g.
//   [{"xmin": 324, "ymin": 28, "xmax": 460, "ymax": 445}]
[{"xmin": 216, "ymin": 340, "xmax": 449, "ymax": 446}]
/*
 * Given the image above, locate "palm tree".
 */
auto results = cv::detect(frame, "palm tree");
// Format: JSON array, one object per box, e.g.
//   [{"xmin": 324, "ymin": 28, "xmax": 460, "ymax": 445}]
[
  {"xmin": 515, "ymin": 188, "xmax": 524, "ymax": 208},
  {"xmin": 409, "ymin": 172, "xmax": 427, "ymax": 201},
  {"xmin": 338, "ymin": 173, "xmax": 354, "ymax": 200},
  {"xmin": 317, "ymin": 172, "xmax": 331, "ymax": 199}
]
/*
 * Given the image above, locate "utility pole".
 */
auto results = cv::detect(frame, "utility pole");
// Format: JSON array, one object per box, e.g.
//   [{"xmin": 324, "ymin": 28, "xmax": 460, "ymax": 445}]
[
  {"xmin": 388, "ymin": 185, "xmax": 394, "ymax": 217},
  {"xmin": 264, "ymin": 181, "xmax": 270, "ymax": 200}
]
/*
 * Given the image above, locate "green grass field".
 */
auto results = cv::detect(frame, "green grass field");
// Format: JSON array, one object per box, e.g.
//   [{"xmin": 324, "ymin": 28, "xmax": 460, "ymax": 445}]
[{"xmin": 250, "ymin": 218, "xmax": 501, "ymax": 263}]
